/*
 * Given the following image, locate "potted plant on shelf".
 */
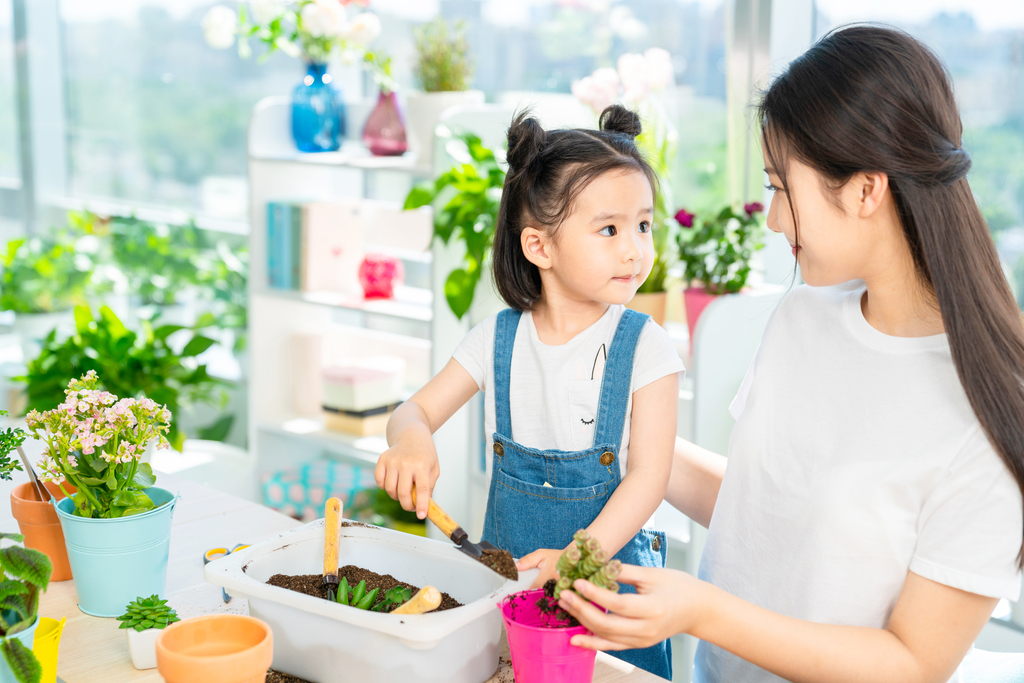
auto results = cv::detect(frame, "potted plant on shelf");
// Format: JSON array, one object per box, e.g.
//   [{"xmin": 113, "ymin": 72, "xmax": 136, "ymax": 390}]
[
  {"xmin": 404, "ymin": 132, "xmax": 505, "ymax": 320},
  {"xmin": 406, "ymin": 17, "xmax": 484, "ymax": 171},
  {"xmin": 202, "ymin": 0, "xmax": 392, "ymax": 153},
  {"xmin": 118, "ymin": 594, "xmax": 181, "ymax": 670},
  {"xmin": 0, "ymin": 531, "xmax": 52, "ymax": 683},
  {"xmin": 3, "ymin": 412, "xmax": 74, "ymax": 582},
  {"xmin": 24, "ymin": 370, "xmax": 179, "ymax": 617},
  {"xmin": 676, "ymin": 202, "xmax": 765, "ymax": 344},
  {"xmin": 17, "ymin": 304, "xmax": 230, "ymax": 452},
  {"xmin": 500, "ymin": 529, "xmax": 620, "ymax": 683}
]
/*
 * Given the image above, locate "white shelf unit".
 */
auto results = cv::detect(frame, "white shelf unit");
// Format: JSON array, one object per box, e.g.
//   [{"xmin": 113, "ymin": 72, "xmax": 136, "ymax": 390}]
[{"xmin": 246, "ymin": 96, "xmax": 477, "ymax": 527}]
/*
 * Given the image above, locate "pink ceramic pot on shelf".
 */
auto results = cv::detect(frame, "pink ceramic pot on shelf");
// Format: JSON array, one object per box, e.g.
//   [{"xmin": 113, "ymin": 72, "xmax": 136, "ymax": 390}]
[
  {"xmin": 683, "ymin": 286, "xmax": 720, "ymax": 353},
  {"xmin": 358, "ymin": 254, "xmax": 404, "ymax": 299}
]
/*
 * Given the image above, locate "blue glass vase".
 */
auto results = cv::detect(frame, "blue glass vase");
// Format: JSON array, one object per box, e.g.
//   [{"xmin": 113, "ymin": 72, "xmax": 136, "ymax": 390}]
[{"xmin": 291, "ymin": 62, "xmax": 346, "ymax": 153}]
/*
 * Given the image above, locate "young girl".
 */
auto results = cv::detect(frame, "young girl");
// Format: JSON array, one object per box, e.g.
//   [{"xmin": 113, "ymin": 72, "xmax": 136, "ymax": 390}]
[
  {"xmin": 556, "ymin": 25, "xmax": 1024, "ymax": 683},
  {"xmin": 375, "ymin": 106, "xmax": 684, "ymax": 678}
]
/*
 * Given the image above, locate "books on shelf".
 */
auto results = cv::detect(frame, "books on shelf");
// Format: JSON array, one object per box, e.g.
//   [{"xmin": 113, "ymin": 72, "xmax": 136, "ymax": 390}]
[{"xmin": 266, "ymin": 200, "xmax": 365, "ymax": 293}]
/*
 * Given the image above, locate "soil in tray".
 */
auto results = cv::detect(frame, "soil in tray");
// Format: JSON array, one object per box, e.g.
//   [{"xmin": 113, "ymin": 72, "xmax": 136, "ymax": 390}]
[{"xmin": 266, "ymin": 565, "xmax": 463, "ymax": 612}]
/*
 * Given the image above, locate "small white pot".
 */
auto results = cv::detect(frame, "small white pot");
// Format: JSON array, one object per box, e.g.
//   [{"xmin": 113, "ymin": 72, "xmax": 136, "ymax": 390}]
[
  {"xmin": 404, "ymin": 90, "xmax": 485, "ymax": 171},
  {"xmin": 126, "ymin": 627, "xmax": 162, "ymax": 670}
]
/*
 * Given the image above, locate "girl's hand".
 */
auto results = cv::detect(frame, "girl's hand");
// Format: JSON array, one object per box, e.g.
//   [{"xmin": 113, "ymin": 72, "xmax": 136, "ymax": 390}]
[
  {"xmin": 558, "ymin": 565, "xmax": 706, "ymax": 651},
  {"xmin": 516, "ymin": 547, "xmax": 567, "ymax": 589},
  {"xmin": 374, "ymin": 426, "xmax": 440, "ymax": 519}
]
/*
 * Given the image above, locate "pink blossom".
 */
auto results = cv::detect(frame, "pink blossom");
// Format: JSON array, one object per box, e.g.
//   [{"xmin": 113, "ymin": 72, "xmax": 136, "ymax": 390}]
[
  {"xmin": 617, "ymin": 53, "xmax": 649, "ymax": 104},
  {"xmin": 744, "ymin": 202, "xmax": 764, "ymax": 216},
  {"xmin": 675, "ymin": 208, "xmax": 695, "ymax": 228},
  {"xmin": 571, "ymin": 67, "xmax": 620, "ymax": 115},
  {"xmin": 644, "ymin": 48, "xmax": 674, "ymax": 91}
]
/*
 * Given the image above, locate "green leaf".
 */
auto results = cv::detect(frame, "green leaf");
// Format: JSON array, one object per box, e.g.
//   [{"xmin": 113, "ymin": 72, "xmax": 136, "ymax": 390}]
[
  {"xmin": 0, "ymin": 534, "xmax": 23, "ymax": 544},
  {"xmin": 0, "ymin": 547, "xmax": 51, "ymax": 591},
  {"xmin": 444, "ymin": 268, "xmax": 478, "ymax": 320},
  {"xmin": 153, "ymin": 324, "xmax": 185, "ymax": 341},
  {"xmin": 403, "ymin": 186, "xmax": 435, "ymax": 210},
  {"xmin": 0, "ymin": 581, "xmax": 29, "ymax": 602},
  {"xmin": 196, "ymin": 414, "xmax": 234, "ymax": 442},
  {"xmin": 182, "ymin": 335, "xmax": 216, "ymax": 358},
  {"xmin": 1, "ymin": 636, "xmax": 41, "ymax": 683},
  {"xmin": 132, "ymin": 462, "xmax": 156, "ymax": 489},
  {"xmin": 73, "ymin": 304, "xmax": 93, "ymax": 333}
]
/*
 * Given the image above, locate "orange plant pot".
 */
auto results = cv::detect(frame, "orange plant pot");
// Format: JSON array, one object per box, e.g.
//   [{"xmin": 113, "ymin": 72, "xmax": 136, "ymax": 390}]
[
  {"xmin": 10, "ymin": 481, "xmax": 76, "ymax": 582},
  {"xmin": 156, "ymin": 615, "xmax": 273, "ymax": 683}
]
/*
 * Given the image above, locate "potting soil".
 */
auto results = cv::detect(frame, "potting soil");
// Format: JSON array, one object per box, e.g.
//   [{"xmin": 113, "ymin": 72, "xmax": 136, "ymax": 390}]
[
  {"xmin": 480, "ymin": 547, "xmax": 518, "ymax": 581},
  {"xmin": 266, "ymin": 670, "xmax": 310, "ymax": 683},
  {"xmin": 266, "ymin": 565, "xmax": 463, "ymax": 612}
]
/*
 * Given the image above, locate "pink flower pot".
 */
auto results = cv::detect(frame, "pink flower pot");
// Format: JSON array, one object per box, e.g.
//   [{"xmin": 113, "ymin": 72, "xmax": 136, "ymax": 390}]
[
  {"xmin": 362, "ymin": 90, "xmax": 408, "ymax": 156},
  {"xmin": 683, "ymin": 286, "xmax": 720, "ymax": 353},
  {"xmin": 499, "ymin": 589, "xmax": 596, "ymax": 683},
  {"xmin": 358, "ymin": 254, "xmax": 404, "ymax": 299}
]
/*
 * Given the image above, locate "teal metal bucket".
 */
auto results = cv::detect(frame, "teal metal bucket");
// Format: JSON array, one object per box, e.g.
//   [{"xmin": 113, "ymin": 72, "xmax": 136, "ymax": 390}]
[
  {"xmin": 54, "ymin": 487, "xmax": 177, "ymax": 617},
  {"xmin": 0, "ymin": 614, "xmax": 38, "ymax": 683}
]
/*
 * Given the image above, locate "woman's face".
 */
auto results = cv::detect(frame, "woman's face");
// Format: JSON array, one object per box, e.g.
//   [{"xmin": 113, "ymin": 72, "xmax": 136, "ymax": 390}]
[{"xmin": 765, "ymin": 153, "xmax": 879, "ymax": 287}]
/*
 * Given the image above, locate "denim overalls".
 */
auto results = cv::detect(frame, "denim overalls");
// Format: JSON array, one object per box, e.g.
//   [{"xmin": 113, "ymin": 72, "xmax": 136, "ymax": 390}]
[{"xmin": 481, "ymin": 308, "xmax": 672, "ymax": 680}]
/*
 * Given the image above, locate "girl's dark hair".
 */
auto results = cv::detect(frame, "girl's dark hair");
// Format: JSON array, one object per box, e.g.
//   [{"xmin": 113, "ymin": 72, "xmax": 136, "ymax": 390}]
[
  {"xmin": 492, "ymin": 104, "xmax": 658, "ymax": 310},
  {"xmin": 760, "ymin": 25, "xmax": 1024, "ymax": 567}
]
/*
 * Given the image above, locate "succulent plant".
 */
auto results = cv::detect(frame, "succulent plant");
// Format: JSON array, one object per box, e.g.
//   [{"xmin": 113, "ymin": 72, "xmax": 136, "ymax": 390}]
[
  {"xmin": 117, "ymin": 595, "xmax": 180, "ymax": 631},
  {"xmin": 552, "ymin": 529, "xmax": 622, "ymax": 601}
]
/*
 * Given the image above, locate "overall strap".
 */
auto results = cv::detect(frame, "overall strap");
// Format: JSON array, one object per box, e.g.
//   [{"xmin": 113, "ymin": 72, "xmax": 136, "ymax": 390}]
[
  {"xmin": 592, "ymin": 309, "xmax": 650, "ymax": 448},
  {"xmin": 493, "ymin": 308, "xmax": 523, "ymax": 438}
]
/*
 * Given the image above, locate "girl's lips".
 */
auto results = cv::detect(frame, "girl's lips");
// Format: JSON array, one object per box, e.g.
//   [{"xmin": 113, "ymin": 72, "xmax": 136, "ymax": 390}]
[{"xmin": 613, "ymin": 274, "xmax": 637, "ymax": 282}]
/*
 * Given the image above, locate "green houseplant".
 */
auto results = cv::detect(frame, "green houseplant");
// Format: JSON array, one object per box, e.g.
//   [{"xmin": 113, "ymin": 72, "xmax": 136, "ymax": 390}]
[
  {"xmin": 404, "ymin": 132, "xmax": 504, "ymax": 319},
  {"xmin": 406, "ymin": 17, "xmax": 483, "ymax": 171},
  {"xmin": 18, "ymin": 305, "xmax": 229, "ymax": 452},
  {"xmin": 0, "ymin": 532, "xmax": 52, "ymax": 683},
  {"xmin": 24, "ymin": 371, "xmax": 180, "ymax": 617},
  {"xmin": 119, "ymin": 594, "xmax": 181, "ymax": 670}
]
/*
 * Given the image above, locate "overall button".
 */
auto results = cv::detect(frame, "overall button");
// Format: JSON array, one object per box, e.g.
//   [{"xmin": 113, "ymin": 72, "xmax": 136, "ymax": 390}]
[
  {"xmin": 652, "ymin": 536, "xmax": 662, "ymax": 552},
  {"xmin": 599, "ymin": 451, "xmax": 615, "ymax": 466},
  {"xmin": 493, "ymin": 443, "xmax": 504, "ymax": 456}
]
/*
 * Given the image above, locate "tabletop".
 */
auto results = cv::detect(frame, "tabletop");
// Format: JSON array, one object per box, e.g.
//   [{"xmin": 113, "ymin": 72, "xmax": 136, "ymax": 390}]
[{"xmin": 0, "ymin": 470, "xmax": 660, "ymax": 683}]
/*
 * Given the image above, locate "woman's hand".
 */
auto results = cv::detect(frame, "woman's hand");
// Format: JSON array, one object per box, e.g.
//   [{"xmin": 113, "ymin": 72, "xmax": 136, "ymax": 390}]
[
  {"xmin": 517, "ymin": 547, "xmax": 569, "ymax": 589},
  {"xmin": 374, "ymin": 422, "xmax": 440, "ymax": 518},
  {"xmin": 558, "ymin": 564, "xmax": 707, "ymax": 651}
]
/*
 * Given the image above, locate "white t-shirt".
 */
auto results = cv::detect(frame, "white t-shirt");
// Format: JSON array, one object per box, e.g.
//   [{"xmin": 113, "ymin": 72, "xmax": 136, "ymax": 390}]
[
  {"xmin": 452, "ymin": 304, "xmax": 685, "ymax": 478},
  {"xmin": 695, "ymin": 282, "xmax": 1024, "ymax": 683}
]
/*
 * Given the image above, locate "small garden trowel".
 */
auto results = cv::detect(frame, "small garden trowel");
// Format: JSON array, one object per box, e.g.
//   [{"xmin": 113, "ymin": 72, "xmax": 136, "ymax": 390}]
[
  {"xmin": 410, "ymin": 489, "xmax": 518, "ymax": 581},
  {"xmin": 323, "ymin": 497, "xmax": 342, "ymax": 602}
]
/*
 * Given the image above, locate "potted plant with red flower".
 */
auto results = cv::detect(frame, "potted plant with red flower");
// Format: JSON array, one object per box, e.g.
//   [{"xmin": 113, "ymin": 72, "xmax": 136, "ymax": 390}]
[{"xmin": 676, "ymin": 202, "xmax": 765, "ymax": 345}]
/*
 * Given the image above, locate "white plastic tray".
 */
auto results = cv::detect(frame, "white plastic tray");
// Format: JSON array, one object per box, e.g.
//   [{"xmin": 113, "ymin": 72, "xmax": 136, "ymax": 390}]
[{"xmin": 204, "ymin": 519, "xmax": 535, "ymax": 683}]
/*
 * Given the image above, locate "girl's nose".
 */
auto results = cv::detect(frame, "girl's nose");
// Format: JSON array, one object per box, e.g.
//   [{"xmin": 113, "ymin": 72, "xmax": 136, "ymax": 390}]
[{"xmin": 623, "ymin": 233, "xmax": 643, "ymax": 262}]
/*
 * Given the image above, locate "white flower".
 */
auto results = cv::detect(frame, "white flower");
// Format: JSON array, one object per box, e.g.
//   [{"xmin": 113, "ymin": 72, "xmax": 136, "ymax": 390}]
[
  {"xmin": 571, "ymin": 67, "xmax": 620, "ymax": 114},
  {"xmin": 301, "ymin": 0, "xmax": 346, "ymax": 39},
  {"xmin": 644, "ymin": 48, "xmax": 674, "ymax": 90},
  {"xmin": 250, "ymin": 0, "xmax": 286, "ymax": 25},
  {"xmin": 202, "ymin": 6, "xmax": 238, "ymax": 50},
  {"xmin": 345, "ymin": 12, "xmax": 381, "ymax": 45},
  {"xmin": 617, "ymin": 52, "xmax": 649, "ymax": 104}
]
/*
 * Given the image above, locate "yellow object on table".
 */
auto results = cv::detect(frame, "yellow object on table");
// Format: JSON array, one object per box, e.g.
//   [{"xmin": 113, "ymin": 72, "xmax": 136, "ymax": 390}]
[{"xmin": 33, "ymin": 616, "xmax": 66, "ymax": 683}]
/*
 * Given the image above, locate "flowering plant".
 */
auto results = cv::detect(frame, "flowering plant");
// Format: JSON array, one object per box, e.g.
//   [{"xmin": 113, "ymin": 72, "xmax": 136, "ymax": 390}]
[
  {"xmin": 572, "ymin": 49, "xmax": 679, "ymax": 293},
  {"xmin": 24, "ymin": 371, "xmax": 171, "ymax": 519},
  {"xmin": 202, "ymin": 0, "xmax": 393, "ymax": 90},
  {"xmin": 675, "ymin": 203, "xmax": 765, "ymax": 295}
]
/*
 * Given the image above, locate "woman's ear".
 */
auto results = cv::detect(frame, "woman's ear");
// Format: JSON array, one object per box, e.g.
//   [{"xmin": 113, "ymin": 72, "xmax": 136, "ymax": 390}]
[
  {"xmin": 855, "ymin": 171, "xmax": 890, "ymax": 219},
  {"xmin": 521, "ymin": 227, "xmax": 553, "ymax": 270}
]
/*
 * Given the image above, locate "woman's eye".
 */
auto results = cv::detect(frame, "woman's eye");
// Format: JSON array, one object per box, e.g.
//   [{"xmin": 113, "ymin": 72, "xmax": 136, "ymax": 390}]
[
  {"xmin": 764, "ymin": 183, "xmax": 779, "ymax": 192},
  {"xmin": 638, "ymin": 221, "xmax": 651, "ymax": 234},
  {"xmin": 599, "ymin": 225, "xmax": 617, "ymax": 236}
]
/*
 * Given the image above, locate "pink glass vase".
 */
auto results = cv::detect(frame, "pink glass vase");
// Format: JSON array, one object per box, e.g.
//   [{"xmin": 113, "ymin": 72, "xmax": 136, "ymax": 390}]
[{"xmin": 362, "ymin": 90, "xmax": 408, "ymax": 156}]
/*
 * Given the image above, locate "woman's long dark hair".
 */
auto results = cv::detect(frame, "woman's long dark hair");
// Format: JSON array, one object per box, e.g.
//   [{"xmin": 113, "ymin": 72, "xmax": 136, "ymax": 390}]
[{"xmin": 760, "ymin": 25, "xmax": 1024, "ymax": 566}]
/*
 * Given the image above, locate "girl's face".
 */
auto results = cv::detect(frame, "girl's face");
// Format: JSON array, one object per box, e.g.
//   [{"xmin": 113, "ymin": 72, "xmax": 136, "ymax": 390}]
[
  {"xmin": 765, "ymin": 154, "xmax": 878, "ymax": 287},
  {"xmin": 545, "ymin": 169, "xmax": 655, "ymax": 306}
]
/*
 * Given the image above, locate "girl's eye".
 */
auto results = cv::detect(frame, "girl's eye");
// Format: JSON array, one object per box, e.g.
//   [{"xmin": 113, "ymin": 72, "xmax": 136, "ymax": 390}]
[
  {"xmin": 638, "ymin": 221, "xmax": 651, "ymax": 234},
  {"xmin": 599, "ymin": 225, "xmax": 617, "ymax": 236}
]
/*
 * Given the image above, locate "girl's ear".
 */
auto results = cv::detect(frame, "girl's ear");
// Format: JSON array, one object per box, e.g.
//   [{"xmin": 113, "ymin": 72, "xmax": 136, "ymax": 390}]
[
  {"xmin": 521, "ymin": 226, "xmax": 553, "ymax": 270},
  {"xmin": 855, "ymin": 171, "xmax": 890, "ymax": 219}
]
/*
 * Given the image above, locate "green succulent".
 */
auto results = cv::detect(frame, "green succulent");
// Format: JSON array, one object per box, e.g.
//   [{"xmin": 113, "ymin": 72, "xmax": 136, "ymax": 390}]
[
  {"xmin": 117, "ymin": 595, "xmax": 180, "ymax": 631},
  {"xmin": 0, "ymin": 531, "xmax": 53, "ymax": 683},
  {"xmin": 552, "ymin": 529, "xmax": 622, "ymax": 601}
]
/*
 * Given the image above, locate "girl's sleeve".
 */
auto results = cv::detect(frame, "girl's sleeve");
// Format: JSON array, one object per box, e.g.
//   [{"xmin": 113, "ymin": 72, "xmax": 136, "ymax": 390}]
[
  {"xmin": 631, "ymin": 322, "xmax": 686, "ymax": 392},
  {"xmin": 909, "ymin": 427, "xmax": 1023, "ymax": 600},
  {"xmin": 451, "ymin": 317, "xmax": 493, "ymax": 392}
]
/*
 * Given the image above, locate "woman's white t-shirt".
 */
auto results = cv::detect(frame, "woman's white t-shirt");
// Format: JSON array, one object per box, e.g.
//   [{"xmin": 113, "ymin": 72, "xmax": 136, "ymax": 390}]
[
  {"xmin": 452, "ymin": 304, "xmax": 685, "ymax": 478},
  {"xmin": 695, "ymin": 282, "xmax": 1023, "ymax": 683}
]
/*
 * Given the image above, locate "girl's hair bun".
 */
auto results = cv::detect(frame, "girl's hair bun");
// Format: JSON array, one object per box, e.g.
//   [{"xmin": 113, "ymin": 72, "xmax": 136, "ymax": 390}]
[
  {"xmin": 506, "ymin": 111, "xmax": 547, "ymax": 178},
  {"xmin": 599, "ymin": 105, "xmax": 642, "ymax": 138}
]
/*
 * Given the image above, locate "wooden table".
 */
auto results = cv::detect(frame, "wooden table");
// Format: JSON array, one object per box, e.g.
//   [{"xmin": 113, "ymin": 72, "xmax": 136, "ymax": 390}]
[{"xmin": 0, "ymin": 472, "xmax": 659, "ymax": 682}]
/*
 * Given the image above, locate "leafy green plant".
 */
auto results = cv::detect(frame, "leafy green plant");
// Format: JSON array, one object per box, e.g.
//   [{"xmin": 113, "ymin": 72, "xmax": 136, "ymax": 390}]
[
  {"xmin": 0, "ymin": 531, "xmax": 52, "ymax": 683},
  {"xmin": 0, "ymin": 232, "xmax": 94, "ymax": 314},
  {"xmin": 117, "ymin": 595, "xmax": 180, "ymax": 631},
  {"xmin": 635, "ymin": 106, "xmax": 679, "ymax": 294},
  {"xmin": 17, "ymin": 305, "xmax": 228, "ymax": 453},
  {"xmin": 675, "ymin": 203, "xmax": 765, "ymax": 295},
  {"xmin": 0, "ymin": 412, "xmax": 26, "ymax": 482},
  {"xmin": 404, "ymin": 132, "xmax": 504, "ymax": 319},
  {"xmin": 551, "ymin": 529, "xmax": 621, "ymax": 601},
  {"xmin": 412, "ymin": 17, "xmax": 473, "ymax": 92},
  {"xmin": 25, "ymin": 370, "xmax": 170, "ymax": 519}
]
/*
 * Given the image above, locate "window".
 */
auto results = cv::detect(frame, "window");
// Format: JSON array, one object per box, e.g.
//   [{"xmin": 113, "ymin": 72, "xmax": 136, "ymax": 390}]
[
  {"xmin": 814, "ymin": 1, "xmax": 1024, "ymax": 302},
  {"xmin": 0, "ymin": 0, "xmax": 18, "ymax": 181}
]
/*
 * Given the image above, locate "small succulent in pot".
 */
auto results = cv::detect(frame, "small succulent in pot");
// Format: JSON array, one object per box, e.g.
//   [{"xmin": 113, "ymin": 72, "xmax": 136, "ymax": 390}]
[{"xmin": 119, "ymin": 595, "xmax": 180, "ymax": 671}]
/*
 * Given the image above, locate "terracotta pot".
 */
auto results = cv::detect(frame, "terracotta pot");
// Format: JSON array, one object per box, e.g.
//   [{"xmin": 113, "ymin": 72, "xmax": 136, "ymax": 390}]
[
  {"xmin": 156, "ymin": 615, "xmax": 273, "ymax": 683},
  {"xmin": 626, "ymin": 291, "xmax": 667, "ymax": 326},
  {"xmin": 10, "ymin": 481, "xmax": 75, "ymax": 581},
  {"xmin": 683, "ymin": 286, "xmax": 720, "ymax": 352}
]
